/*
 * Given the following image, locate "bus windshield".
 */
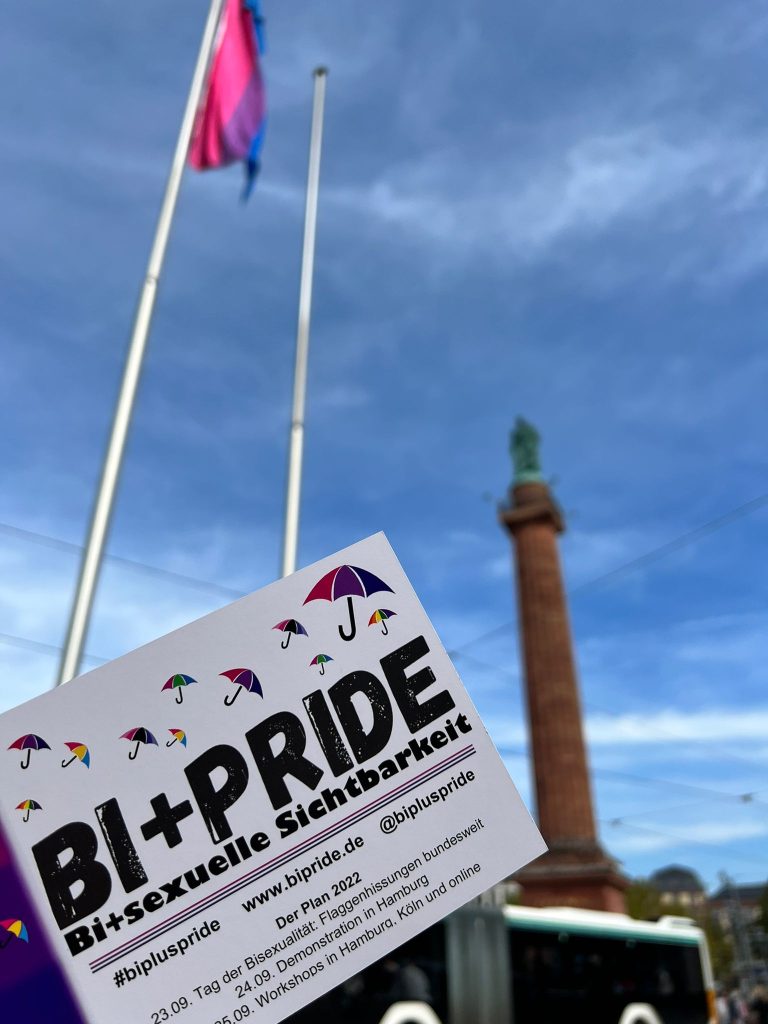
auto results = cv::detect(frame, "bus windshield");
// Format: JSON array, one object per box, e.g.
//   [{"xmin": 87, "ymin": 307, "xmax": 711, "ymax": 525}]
[{"xmin": 509, "ymin": 922, "xmax": 709, "ymax": 1024}]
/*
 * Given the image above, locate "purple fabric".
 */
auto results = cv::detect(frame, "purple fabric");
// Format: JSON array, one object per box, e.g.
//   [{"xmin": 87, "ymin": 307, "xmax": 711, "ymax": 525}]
[
  {"xmin": 0, "ymin": 824, "xmax": 84, "ymax": 1019},
  {"xmin": 220, "ymin": 70, "xmax": 266, "ymax": 163}
]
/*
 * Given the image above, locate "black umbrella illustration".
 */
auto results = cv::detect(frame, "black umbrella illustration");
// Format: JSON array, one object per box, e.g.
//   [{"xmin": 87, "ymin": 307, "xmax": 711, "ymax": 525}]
[
  {"xmin": 120, "ymin": 727, "xmax": 158, "ymax": 761},
  {"xmin": 303, "ymin": 565, "xmax": 394, "ymax": 642},
  {"xmin": 272, "ymin": 619, "xmax": 308, "ymax": 649}
]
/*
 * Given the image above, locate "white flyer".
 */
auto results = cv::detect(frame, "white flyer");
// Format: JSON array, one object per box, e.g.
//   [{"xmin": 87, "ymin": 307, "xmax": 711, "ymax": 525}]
[{"xmin": 0, "ymin": 533, "xmax": 545, "ymax": 1024}]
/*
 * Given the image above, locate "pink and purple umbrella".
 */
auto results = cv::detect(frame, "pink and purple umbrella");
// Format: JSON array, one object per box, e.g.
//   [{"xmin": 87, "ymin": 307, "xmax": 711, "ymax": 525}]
[
  {"xmin": 273, "ymin": 619, "xmax": 308, "ymax": 649},
  {"xmin": 8, "ymin": 734, "xmax": 50, "ymax": 770},
  {"xmin": 310, "ymin": 653, "xmax": 333, "ymax": 676},
  {"xmin": 303, "ymin": 565, "xmax": 394, "ymax": 642},
  {"xmin": 220, "ymin": 668, "xmax": 263, "ymax": 707},
  {"xmin": 162, "ymin": 673, "xmax": 198, "ymax": 705},
  {"xmin": 120, "ymin": 727, "xmax": 158, "ymax": 761},
  {"xmin": 368, "ymin": 608, "xmax": 397, "ymax": 636}
]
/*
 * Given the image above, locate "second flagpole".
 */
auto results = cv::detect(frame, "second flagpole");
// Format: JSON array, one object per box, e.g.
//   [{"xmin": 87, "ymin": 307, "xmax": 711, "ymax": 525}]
[
  {"xmin": 56, "ymin": 0, "xmax": 226, "ymax": 685},
  {"xmin": 280, "ymin": 67, "xmax": 328, "ymax": 578}
]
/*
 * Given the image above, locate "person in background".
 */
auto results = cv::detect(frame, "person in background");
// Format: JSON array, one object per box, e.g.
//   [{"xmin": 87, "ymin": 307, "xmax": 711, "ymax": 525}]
[{"xmin": 748, "ymin": 983, "xmax": 768, "ymax": 1024}]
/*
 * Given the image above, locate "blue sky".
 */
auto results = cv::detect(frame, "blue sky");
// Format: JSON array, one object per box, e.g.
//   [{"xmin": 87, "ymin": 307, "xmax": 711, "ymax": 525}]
[{"xmin": 2, "ymin": 0, "xmax": 768, "ymax": 892}]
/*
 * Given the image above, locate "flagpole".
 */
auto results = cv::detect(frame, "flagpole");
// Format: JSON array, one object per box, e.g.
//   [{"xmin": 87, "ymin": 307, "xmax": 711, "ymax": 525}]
[
  {"xmin": 55, "ymin": 0, "xmax": 226, "ymax": 686},
  {"xmin": 280, "ymin": 67, "xmax": 328, "ymax": 579}
]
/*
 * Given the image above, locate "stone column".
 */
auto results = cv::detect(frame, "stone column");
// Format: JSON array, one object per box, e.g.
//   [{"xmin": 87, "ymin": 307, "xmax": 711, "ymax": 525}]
[{"xmin": 499, "ymin": 420, "xmax": 627, "ymax": 912}]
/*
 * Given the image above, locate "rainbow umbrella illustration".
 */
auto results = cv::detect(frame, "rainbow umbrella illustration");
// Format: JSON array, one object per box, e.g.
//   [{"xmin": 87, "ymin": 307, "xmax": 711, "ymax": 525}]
[
  {"xmin": 273, "ymin": 619, "xmax": 308, "ymax": 649},
  {"xmin": 61, "ymin": 742, "xmax": 91, "ymax": 769},
  {"xmin": 304, "ymin": 565, "xmax": 394, "ymax": 642},
  {"xmin": 162, "ymin": 673, "xmax": 197, "ymax": 705},
  {"xmin": 220, "ymin": 668, "xmax": 263, "ymax": 707},
  {"xmin": 120, "ymin": 727, "xmax": 158, "ymax": 761},
  {"xmin": 310, "ymin": 653, "xmax": 333, "ymax": 676},
  {"xmin": 368, "ymin": 608, "xmax": 397, "ymax": 636},
  {"xmin": 0, "ymin": 919, "xmax": 28, "ymax": 949},
  {"xmin": 166, "ymin": 729, "xmax": 187, "ymax": 748},
  {"xmin": 8, "ymin": 734, "xmax": 50, "ymax": 770},
  {"xmin": 15, "ymin": 799, "xmax": 42, "ymax": 823}
]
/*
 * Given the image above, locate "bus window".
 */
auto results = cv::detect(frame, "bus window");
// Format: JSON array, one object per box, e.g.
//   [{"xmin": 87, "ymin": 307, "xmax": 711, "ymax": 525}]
[
  {"xmin": 509, "ymin": 927, "xmax": 709, "ymax": 1024},
  {"xmin": 283, "ymin": 926, "xmax": 448, "ymax": 1024}
]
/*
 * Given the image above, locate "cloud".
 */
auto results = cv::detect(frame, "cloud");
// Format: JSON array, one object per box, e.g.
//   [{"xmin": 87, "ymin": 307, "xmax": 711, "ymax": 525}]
[
  {"xmin": 321, "ymin": 120, "xmax": 768, "ymax": 285},
  {"xmin": 586, "ymin": 707, "xmax": 768, "ymax": 746}
]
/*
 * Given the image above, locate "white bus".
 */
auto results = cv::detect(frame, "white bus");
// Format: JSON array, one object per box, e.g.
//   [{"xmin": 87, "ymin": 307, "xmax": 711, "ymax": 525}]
[{"xmin": 286, "ymin": 903, "xmax": 716, "ymax": 1024}]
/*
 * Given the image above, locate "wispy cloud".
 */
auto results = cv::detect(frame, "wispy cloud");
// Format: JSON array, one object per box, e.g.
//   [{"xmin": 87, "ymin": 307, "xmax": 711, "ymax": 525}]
[{"xmin": 586, "ymin": 707, "xmax": 768, "ymax": 746}]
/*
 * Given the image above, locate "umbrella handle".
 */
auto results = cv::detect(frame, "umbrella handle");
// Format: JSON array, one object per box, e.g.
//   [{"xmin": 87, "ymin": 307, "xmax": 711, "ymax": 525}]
[
  {"xmin": 166, "ymin": 738, "xmax": 177, "ymax": 747},
  {"xmin": 224, "ymin": 688, "xmax": 240, "ymax": 707},
  {"xmin": 338, "ymin": 596, "xmax": 357, "ymax": 642},
  {"xmin": 0, "ymin": 934, "xmax": 10, "ymax": 949},
  {"xmin": 176, "ymin": 689, "xmax": 184, "ymax": 705},
  {"xmin": 281, "ymin": 634, "xmax": 290, "ymax": 649},
  {"xmin": 21, "ymin": 749, "xmax": 31, "ymax": 770},
  {"xmin": 61, "ymin": 755, "xmax": 76, "ymax": 768},
  {"xmin": 129, "ymin": 741, "xmax": 139, "ymax": 760},
  {"xmin": 381, "ymin": 620, "xmax": 388, "ymax": 636},
  {"xmin": 319, "ymin": 663, "xmax": 325, "ymax": 675},
  {"xmin": 23, "ymin": 809, "xmax": 30, "ymax": 823}
]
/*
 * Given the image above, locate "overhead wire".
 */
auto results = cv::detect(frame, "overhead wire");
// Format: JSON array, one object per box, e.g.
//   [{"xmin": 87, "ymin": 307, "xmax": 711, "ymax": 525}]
[
  {"xmin": 600, "ymin": 819, "xmax": 768, "ymax": 867},
  {"xmin": 2, "ymin": 494, "xmax": 767, "ymax": 860},
  {"xmin": 0, "ymin": 631, "xmax": 108, "ymax": 666},
  {"xmin": 0, "ymin": 521, "xmax": 247, "ymax": 600},
  {"xmin": 450, "ymin": 491, "xmax": 768, "ymax": 655}
]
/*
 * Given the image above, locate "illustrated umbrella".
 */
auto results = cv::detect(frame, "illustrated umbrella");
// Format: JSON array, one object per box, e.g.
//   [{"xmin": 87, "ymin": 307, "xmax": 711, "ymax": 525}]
[
  {"xmin": 166, "ymin": 729, "xmax": 188, "ymax": 748},
  {"xmin": 310, "ymin": 653, "xmax": 333, "ymax": 676},
  {"xmin": 8, "ymin": 734, "xmax": 50, "ymax": 770},
  {"xmin": 15, "ymin": 799, "xmax": 42, "ymax": 823},
  {"xmin": 120, "ymin": 727, "xmax": 158, "ymax": 761},
  {"xmin": 162, "ymin": 673, "xmax": 198, "ymax": 705},
  {"xmin": 368, "ymin": 608, "xmax": 397, "ymax": 636},
  {"xmin": 303, "ymin": 565, "xmax": 394, "ymax": 642},
  {"xmin": 0, "ymin": 919, "xmax": 28, "ymax": 949},
  {"xmin": 61, "ymin": 742, "xmax": 91, "ymax": 769},
  {"xmin": 272, "ymin": 619, "xmax": 308, "ymax": 649},
  {"xmin": 220, "ymin": 668, "xmax": 263, "ymax": 707}
]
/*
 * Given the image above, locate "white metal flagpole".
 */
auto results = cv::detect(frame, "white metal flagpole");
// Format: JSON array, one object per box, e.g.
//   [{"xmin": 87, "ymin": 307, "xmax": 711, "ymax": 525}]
[
  {"xmin": 280, "ymin": 66, "xmax": 328, "ymax": 579},
  {"xmin": 56, "ymin": 0, "xmax": 226, "ymax": 686}
]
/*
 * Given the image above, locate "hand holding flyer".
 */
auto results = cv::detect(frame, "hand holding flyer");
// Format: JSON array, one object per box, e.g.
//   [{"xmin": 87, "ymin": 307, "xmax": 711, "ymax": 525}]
[{"xmin": 0, "ymin": 534, "xmax": 545, "ymax": 1023}]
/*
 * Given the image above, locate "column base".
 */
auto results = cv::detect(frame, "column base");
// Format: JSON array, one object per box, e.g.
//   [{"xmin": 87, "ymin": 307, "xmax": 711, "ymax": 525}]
[{"xmin": 513, "ymin": 843, "xmax": 629, "ymax": 913}]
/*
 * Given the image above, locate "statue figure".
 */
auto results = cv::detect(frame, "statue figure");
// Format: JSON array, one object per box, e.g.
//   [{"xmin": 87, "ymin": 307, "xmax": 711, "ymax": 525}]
[{"xmin": 510, "ymin": 417, "xmax": 543, "ymax": 483}]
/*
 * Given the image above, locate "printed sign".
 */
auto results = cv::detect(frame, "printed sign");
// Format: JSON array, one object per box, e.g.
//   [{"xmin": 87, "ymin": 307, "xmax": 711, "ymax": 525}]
[{"xmin": 0, "ymin": 533, "xmax": 545, "ymax": 1024}]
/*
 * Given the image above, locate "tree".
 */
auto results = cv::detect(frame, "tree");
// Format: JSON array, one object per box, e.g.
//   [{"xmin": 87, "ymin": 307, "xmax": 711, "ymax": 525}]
[
  {"xmin": 758, "ymin": 885, "xmax": 768, "ymax": 932},
  {"xmin": 701, "ymin": 911, "xmax": 734, "ymax": 982},
  {"xmin": 625, "ymin": 880, "xmax": 662, "ymax": 921}
]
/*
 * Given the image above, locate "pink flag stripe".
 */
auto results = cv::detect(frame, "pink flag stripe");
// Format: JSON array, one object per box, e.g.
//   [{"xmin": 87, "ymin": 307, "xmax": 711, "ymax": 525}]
[{"xmin": 189, "ymin": 0, "xmax": 265, "ymax": 170}]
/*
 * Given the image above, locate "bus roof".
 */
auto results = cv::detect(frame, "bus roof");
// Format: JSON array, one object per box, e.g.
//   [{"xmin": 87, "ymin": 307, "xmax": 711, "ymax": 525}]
[{"xmin": 502, "ymin": 905, "xmax": 704, "ymax": 946}]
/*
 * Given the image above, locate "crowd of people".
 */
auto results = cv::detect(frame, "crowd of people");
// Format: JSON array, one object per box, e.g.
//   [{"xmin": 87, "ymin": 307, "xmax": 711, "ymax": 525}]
[{"xmin": 717, "ymin": 982, "xmax": 768, "ymax": 1024}]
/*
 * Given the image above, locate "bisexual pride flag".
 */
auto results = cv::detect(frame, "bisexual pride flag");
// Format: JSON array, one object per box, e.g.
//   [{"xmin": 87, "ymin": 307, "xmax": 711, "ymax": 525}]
[{"xmin": 188, "ymin": 0, "xmax": 266, "ymax": 196}]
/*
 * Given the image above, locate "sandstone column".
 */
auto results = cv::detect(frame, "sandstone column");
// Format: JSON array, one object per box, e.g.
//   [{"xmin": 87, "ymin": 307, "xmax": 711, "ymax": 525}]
[{"xmin": 499, "ymin": 418, "xmax": 627, "ymax": 912}]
